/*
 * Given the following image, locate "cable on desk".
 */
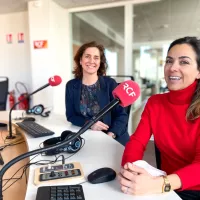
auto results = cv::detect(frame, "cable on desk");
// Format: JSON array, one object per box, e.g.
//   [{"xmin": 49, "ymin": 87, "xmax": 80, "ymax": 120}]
[
  {"xmin": 2, "ymin": 154, "xmax": 40, "ymax": 190},
  {"xmin": 2, "ymin": 138, "xmax": 86, "ymax": 192},
  {"xmin": 0, "ymin": 141, "xmax": 25, "ymax": 152},
  {"xmin": 2, "ymin": 154, "xmax": 66, "ymax": 190},
  {"xmin": 2, "ymin": 154, "xmax": 64, "ymax": 191}
]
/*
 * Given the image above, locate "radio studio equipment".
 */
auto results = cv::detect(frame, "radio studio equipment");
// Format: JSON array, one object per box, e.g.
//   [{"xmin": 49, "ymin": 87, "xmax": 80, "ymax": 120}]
[
  {"xmin": 7, "ymin": 75, "xmax": 62, "ymax": 140},
  {"xmin": 0, "ymin": 80, "xmax": 140, "ymax": 200},
  {"xmin": 26, "ymin": 104, "xmax": 51, "ymax": 117},
  {"xmin": 43, "ymin": 130, "xmax": 83, "ymax": 155}
]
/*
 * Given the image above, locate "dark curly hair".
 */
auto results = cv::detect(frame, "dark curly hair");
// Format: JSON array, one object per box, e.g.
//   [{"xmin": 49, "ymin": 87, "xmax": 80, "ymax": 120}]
[
  {"xmin": 168, "ymin": 36, "xmax": 200, "ymax": 120},
  {"xmin": 73, "ymin": 41, "xmax": 108, "ymax": 79}
]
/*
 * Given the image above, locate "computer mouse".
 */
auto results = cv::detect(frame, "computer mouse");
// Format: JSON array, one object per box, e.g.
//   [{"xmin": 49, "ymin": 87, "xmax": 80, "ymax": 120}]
[
  {"xmin": 87, "ymin": 167, "xmax": 116, "ymax": 184},
  {"xmin": 23, "ymin": 117, "xmax": 36, "ymax": 122}
]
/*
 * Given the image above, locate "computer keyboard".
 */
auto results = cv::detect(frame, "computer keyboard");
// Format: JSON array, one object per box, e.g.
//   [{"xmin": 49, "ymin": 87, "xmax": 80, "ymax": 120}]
[
  {"xmin": 36, "ymin": 185, "xmax": 85, "ymax": 200},
  {"xmin": 16, "ymin": 121, "xmax": 55, "ymax": 138}
]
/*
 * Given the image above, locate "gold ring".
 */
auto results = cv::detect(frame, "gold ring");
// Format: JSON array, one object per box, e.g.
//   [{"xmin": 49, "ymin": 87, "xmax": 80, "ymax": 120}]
[{"xmin": 126, "ymin": 187, "xmax": 129, "ymax": 193}]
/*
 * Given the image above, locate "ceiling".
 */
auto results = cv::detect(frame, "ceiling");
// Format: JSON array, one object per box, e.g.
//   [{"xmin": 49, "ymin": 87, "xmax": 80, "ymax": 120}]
[
  {"xmin": 1, "ymin": 0, "xmax": 200, "ymax": 45},
  {"xmin": 0, "ymin": 0, "xmax": 131, "ymax": 14},
  {"xmin": 74, "ymin": 0, "xmax": 200, "ymax": 43}
]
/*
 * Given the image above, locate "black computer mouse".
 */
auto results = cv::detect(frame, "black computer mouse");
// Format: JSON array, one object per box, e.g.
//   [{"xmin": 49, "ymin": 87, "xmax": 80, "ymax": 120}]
[
  {"xmin": 23, "ymin": 117, "xmax": 36, "ymax": 122},
  {"xmin": 87, "ymin": 167, "xmax": 116, "ymax": 184}
]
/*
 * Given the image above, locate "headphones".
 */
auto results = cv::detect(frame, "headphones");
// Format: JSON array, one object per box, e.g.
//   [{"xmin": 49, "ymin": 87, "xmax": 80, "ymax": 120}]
[
  {"xmin": 42, "ymin": 130, "xmax": 83, "ymax": 155},
  {"xmin": 26, "ymin": 104, "xmax": 51, "ymax": 117}
]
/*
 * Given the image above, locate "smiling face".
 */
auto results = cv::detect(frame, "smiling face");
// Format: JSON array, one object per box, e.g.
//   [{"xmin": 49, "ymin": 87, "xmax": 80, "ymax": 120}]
[
  {"xmin": 80, "ymin": 47, "xmax": 101, "ymax": 76},
  {"xmin": 164, "ymin": 44, "xmax": 200, "ymax": 90}
]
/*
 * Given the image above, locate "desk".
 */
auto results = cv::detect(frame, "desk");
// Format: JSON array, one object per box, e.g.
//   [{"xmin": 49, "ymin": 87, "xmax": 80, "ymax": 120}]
[{"xmin": 0, "ymin": 111, "xmax": 181, "ymax": 200}]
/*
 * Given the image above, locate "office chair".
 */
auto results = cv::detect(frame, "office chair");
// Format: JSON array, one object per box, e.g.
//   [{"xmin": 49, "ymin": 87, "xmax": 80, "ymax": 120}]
[
  {"xmin": 154, "ymin": 143, "xmax": 161, "ymax": 169},
  {"xmin": 0, "ymin": 77, "xmax": 9, "ymax": 127}
]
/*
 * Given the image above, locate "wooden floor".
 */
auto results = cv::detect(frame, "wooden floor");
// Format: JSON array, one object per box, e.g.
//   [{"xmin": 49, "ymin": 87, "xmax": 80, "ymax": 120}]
[{"xmin": 0, "ymin": 128, "xmax": 29, "ymax": 200}]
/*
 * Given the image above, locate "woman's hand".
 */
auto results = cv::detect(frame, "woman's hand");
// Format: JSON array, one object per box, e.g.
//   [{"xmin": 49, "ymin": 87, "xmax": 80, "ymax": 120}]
[
  {"xmin": 107, "ymin": 132, "xmax": 116, "ymax": 138},
  {"xmin": 91, "ymin": 121, "xmax": 109, "ymax": 131},
  {"xmin": 118, "ymin": 162, "xmax": 162, "ymax": 195}
]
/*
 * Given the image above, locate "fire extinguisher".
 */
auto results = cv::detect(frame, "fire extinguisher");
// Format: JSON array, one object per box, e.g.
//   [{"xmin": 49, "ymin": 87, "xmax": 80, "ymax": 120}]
[
  {"xmin": 9, "ymin": 90, "xmax": 16, "ymax": 109},
  {"xmin": 18, "ymin": 93, "xmax": 29, "ymax": 110},
  {"xmin": 15, "ymin": 82, "xmax": 30, "ymax": 110}
]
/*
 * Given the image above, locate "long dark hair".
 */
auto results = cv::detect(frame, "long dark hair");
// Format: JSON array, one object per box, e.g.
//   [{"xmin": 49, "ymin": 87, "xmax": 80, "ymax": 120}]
[
  {"xmin": 168, "ymin": 36, "xmax": 200, "ymax": 120},
  {"xmin": 73, "ymin": 41, "xmax": 108, "ymax": 79}
]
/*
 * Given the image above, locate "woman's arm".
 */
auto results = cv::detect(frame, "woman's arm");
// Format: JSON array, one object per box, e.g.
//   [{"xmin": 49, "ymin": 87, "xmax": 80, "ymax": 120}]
[
  {"xmin": 65, "ymin": 82, "xmax": 88, "ymax": 127},
  {"xmin": 121, "ymin": 98, "xmax": 153, "ymax": 165}
]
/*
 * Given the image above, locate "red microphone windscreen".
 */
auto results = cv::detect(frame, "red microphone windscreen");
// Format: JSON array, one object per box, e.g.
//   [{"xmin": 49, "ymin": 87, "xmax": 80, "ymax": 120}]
[
  {"xmin": 112, "ymin": 80, "xmax": 140, "ymax": 107},
  {"xmin": 48, "ymin": 75, "xmax": 62, "ymax": 86}
]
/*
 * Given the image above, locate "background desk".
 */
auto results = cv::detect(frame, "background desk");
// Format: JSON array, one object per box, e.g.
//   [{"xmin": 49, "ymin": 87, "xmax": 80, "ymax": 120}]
[{"xmin": 0, "ymin": 111, "xmax": 181, "ymax": 200}]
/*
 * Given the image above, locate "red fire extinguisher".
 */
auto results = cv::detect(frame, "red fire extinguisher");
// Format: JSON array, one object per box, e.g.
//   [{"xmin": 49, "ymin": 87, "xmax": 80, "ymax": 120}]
[
  {"xmin": 18, "ymin": 93, "xmax": 29, "ymax": 110},
  {"xmin": 15, "ymin": 82, "xmax": 30, "ymax": 110},
  {"xmin": 9, "ymin": 90, "xmax": 16, "ymax": 109}
]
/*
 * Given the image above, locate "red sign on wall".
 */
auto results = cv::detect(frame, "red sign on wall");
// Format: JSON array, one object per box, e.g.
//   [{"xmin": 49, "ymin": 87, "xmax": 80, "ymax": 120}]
[
  {"xmin": 18, "ymin": 33, "xmax": 24, "ymax": 43},
  {"xmin": 6, "ymin": 34, "xmax": 12, "ymax": 44},
  {"xmin": 33, "ymin": 40, "xmax": 48, "ymax": 49}
]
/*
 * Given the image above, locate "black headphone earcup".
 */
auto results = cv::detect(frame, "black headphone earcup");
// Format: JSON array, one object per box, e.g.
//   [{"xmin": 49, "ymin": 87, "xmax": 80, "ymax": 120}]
[
  {"xmin": 26, "ymin": 109, "xmax": 32, "ymax": 114},
  {"xmin": 26, "ymin": 104, "xmax": 45, "ymax": 115},
  {"xmin": 43, "ymin": 137, "xmax": 60, "ymax": 146},
  {"xmin": 61, "ymin": 130, "xmax": 73, "ymax": 140},
  {"xmin": 41, "ymin": 111, "xmax": 51, "ymax": 117},
  {"xmin": 43, "ymin": 137, "xmax": 61, "ymax": 155},
  {"xmin": 42, "ymin": 130, "xmax": 83, "ymax": 155},
  {"xmin": 33, "ymin": 104, "xmax": 45, "ymax": 115},
  {"xmin": 61, "ymin": 130, "xmax": 82, "ymax": 154}
]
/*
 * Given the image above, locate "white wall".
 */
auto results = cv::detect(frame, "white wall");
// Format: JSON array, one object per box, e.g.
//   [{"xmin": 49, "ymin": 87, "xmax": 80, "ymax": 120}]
[
  {"xmin": 0, "ymin": 0, "xmax": 71, "ymax": 115},
  {"xmin": 28, "ymin": 0, "xmax": 54, "ymax": 109},
  {"xmin": 49, "ymin": 1, "xmax": 72, "ymax": 114},
  {"xmin": 28, "ymin": 0, "xmax": 71, "ymax": 114},
  {"xmin": 0, "ymin": 11, "xmax": 31, "ymax": 96}
]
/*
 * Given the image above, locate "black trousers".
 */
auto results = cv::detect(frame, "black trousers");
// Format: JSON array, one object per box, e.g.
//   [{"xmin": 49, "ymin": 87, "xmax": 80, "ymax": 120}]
[{"xmin": 175, "ymin": 190, "xmax": 200, "ymax": 200}]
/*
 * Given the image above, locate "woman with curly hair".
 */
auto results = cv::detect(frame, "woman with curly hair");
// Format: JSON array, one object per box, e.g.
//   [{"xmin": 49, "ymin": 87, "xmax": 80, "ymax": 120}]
[{"xmin": 65, "ymin": 41, "xmax": 130, "ymax": 146}]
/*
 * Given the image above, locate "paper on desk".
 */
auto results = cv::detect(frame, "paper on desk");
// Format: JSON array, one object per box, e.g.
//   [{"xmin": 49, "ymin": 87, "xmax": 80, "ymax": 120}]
[{"xmin": 133, "ymin": 160, "xmax": 166, "ymax": 177}]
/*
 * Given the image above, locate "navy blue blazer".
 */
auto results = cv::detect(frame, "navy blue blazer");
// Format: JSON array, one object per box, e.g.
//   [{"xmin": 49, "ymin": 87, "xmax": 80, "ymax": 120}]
[{"xmin": 65, "ymin": 76, "xmax": 130, "ymax": 146}]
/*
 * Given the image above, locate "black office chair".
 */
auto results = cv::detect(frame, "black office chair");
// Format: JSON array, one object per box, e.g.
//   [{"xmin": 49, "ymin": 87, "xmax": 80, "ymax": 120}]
[
  {"xmin": 0, "ymin": 77, "xmax": 9, "ymax": 127},
  {"xmin": 154, "ymin": 143, "xmax": 161, "ymax": 169}
]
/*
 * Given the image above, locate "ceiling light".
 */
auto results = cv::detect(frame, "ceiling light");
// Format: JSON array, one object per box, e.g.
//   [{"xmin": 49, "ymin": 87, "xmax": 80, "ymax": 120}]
[{"xmin": 163, "ymin": 24, "xmax": 169, "ymax": 28}]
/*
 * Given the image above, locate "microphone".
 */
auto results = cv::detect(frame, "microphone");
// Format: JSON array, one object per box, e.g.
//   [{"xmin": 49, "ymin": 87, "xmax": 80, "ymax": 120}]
[
  {"xmin": 0, "ymin": 80, "xmax": 140, "ymax": 200},
  {"xmin": 76, "ymin": 80, "xmax": 140, "ymax": 135},
  {"xmin": 7, "ymin": 75, "xmax": 62, "ymax": 140}
]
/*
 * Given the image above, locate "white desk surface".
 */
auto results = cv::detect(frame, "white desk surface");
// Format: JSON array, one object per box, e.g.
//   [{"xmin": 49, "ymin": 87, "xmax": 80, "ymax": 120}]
[{"xmin": 0, "ymin": 111, "xmax": 181, "ymax": 200}]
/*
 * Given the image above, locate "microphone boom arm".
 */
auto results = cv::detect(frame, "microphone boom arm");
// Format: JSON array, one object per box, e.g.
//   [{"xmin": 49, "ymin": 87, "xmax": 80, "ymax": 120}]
[
  {"xmin": 28, "ymin": 83, "xmax": 49, "ymax": 96},
  {"xmin": 0, "ymin": 98, "xmax": 120, "ymax": 200},
  {"xmin": 7, "ymin": 83, "xmax": 50, "ymax": 139}
]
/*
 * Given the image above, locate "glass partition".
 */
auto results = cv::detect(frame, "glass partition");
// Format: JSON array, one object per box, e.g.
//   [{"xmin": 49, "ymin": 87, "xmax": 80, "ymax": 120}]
[
  {"xmin": 72, "ymin": 7, "xmax": 124, "ymax": 77},
  {"xmin": 133, "ymin": 0, "xmax": 200, "ymax": 100}
]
